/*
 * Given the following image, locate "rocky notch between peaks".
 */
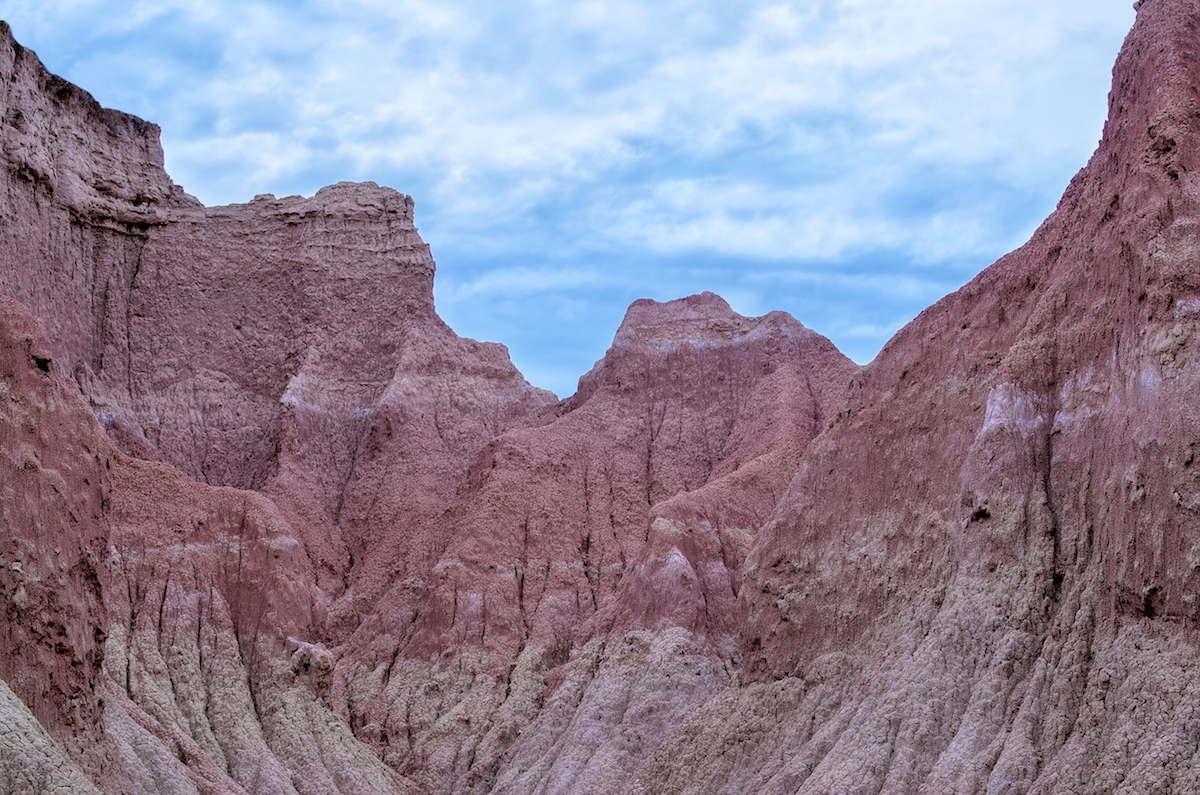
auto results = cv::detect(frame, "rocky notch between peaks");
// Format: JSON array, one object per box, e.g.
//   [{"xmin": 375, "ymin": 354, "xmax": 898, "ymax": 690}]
[{"xmin": 3, "ymin": 1, "xmax": 1200, "ymax": 793}]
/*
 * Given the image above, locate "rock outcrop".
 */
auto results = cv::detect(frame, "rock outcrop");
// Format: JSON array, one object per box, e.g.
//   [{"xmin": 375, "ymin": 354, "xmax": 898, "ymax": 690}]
[
  {"xmin": 0, "ymin": 296, "xmax": 111, "ymax": 778},
  {"xmin": 0, "ymin": 17, "xmax": 853, "ymax": 793},
  {"xmin": 335, "ymin": 291, "xmax": 855, "ymax": 793},
  {"xmin": 9, "ymin": 0, "xmax": 1200, "ymax": 793},
  {"xmin": 627, "ymin": 1, "xmax": 1200, "ymax": 792},
  {"xmin": 0, "ymin": 18, "xmax": 553, "ymax": 793}
]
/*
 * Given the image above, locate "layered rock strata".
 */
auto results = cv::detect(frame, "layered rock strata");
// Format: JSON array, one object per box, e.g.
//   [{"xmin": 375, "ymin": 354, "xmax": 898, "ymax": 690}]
[
  {"xmin": 335, "ymin": 292, "xmax": 855, "ymax": 793},
  {"xmin": 0, "ymin": 19, "xmax": 549, "ymax": 793},
  {"xmin": 9, "ymin": 1, "xmax": 1200, "ymax": 793}
]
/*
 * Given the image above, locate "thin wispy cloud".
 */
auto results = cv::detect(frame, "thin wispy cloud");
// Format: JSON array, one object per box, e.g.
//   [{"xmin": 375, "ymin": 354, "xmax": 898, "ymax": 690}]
[
  {"xmin": 4, "ymin": 0, "xmax": 1134, "ymax": 395},
  {"xmin": 438, "ymin": 267, "xmax": 609, "ymax": 301}
]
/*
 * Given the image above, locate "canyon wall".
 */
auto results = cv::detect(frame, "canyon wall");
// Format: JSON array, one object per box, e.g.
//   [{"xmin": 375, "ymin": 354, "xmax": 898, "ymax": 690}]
[
  {"xmin": 7, "ymin": 1, "xmax": 1200, "ymax": 793},
  {"xmin": 0, "ymin": 17, "xmax": 854, "ymax": 794},
  {"xmin": 630, "ymin": 0, "xmax": 1200, "ymax": 791}
]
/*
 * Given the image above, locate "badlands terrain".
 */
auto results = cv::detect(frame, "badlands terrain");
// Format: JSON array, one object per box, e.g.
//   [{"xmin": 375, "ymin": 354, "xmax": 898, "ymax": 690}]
[{"xmin": 5, "ymin": 0, "xmax": 1200, "ymax": 792}]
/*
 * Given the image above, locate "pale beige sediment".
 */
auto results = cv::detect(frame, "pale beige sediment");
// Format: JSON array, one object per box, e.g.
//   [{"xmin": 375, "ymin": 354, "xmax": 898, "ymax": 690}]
[{"xmin": 0, "ymin": 679, "xmax": 101, "ymax": 795}]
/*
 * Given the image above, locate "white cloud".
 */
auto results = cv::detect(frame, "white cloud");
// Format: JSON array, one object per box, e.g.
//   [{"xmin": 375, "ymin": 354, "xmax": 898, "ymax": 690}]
[
  {"xmin": 34, "ymin": 3, "xmax": 1133, "ymax": 240},
  {"xmin": 843, "ymin": 322, "xmax": 906, "ymax": 340}
]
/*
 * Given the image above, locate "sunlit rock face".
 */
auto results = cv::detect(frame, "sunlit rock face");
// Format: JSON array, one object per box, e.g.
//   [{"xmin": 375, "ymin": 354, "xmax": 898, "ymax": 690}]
[{"xmin": 7, "ymin": 0, "xmax": 1200, "ymax": 792}]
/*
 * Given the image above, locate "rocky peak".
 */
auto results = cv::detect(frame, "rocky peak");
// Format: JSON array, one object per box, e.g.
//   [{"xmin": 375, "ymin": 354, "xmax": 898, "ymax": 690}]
[
  {"xmin": 611, "ymin": 291, "xmax": 806, "ymax": 350},
  {"xmin": 566, "ymin": 292, "xmax": 837, "ymax": 416},
  {"xmin": 244, "ymin": 181, "xmax": 416, "ymax": 221},
  {"xmin": 0, "ymin": 21, "xmax": 194, "ymax": 225}
]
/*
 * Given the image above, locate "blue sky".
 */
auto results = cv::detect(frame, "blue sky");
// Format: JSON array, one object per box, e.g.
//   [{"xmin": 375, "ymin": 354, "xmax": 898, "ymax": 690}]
[{"xmin": 4, "ymin": 1, "xmax": 1134, "ymax": 396}]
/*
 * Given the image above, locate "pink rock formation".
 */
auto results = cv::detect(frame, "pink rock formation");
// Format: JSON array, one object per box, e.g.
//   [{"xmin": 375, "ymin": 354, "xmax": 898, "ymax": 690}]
[
  {"xmin": 334, "ymin": 291, "xmax": 854, "ymax": 792},
  {"xmin": 628, "ymin": 1, "xmax": 1200, "ymax": 792},
  {"xmin": 9, "ymin": 0, "xmax": 1200, "ymax": 793},
  {"xmin": 0, "ymin": 19, "xmax": 553, "ymax": 792},
  {"xmin": 0, "ymin": 297, "xmax": 110, "ymax": 776},
  {"xmin": 1, "ymin": 19, "xmax": 847, "ymax": 792}
]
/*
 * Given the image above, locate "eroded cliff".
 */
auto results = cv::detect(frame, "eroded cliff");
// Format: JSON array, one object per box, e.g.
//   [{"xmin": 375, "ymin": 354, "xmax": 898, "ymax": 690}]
[
  {"xmin": 630, "ymin": 0, "xmax": 1200, "ymax": 792},
  {"xmin": 5, "ymin": 1, "xmax": 1200, "ymax": 793}
]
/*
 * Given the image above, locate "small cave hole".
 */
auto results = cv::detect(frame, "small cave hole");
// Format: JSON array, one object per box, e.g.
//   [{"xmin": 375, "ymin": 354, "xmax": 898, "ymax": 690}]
[
  {"xmin": 32, "ymin": 355, "xmax": 50, "ymax": 372},
  {"xmin": 1143, "ymin": 586, "xmax": 1163, "ymax": 619},
  {"xmin": 970, "ymin": 506, "xmax": 991, "ymax": 522}
]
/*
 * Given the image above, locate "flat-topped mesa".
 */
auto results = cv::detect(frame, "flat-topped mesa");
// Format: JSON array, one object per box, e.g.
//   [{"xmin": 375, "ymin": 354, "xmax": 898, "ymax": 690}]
[
  {"xmin": 71, "ymin": 177, "xmax": 443, "ymax": 492},
  {"xmin": 220, "ymin": 182, "xmax": 422, "ymax": 267}
]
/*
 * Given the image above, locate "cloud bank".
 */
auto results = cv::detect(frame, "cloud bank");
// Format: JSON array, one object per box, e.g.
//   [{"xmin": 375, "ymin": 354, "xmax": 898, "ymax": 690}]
[{"xmin": 5, "ymin": 0, "xmax": 1134, "ymax": 395}]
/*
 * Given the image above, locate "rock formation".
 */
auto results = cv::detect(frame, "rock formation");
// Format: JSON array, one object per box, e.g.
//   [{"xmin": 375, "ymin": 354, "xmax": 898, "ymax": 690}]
[
  {"xmin": 0, "ymin": 18, "xmax": 852, "ymax": 793},
  {"xmin": 335, "ymin": 291, "xmax": 854, "ymax": 793},
  {"xmin": 6, "ymin": 0, "xmax": 1200, "ymax": 792},
  {"xmin": 629, "ymin": 1, "xmax": 1200, "ymax": 791}
]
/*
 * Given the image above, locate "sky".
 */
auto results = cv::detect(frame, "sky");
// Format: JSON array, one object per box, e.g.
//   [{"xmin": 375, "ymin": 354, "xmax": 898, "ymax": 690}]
[{"xmin": 4, "ymin": 1, "xmax": 1135, "ymax": 397}]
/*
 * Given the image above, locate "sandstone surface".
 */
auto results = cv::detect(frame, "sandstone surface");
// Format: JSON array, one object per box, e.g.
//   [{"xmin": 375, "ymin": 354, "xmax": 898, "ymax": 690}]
[
  {"xmin": 0, "ymin": 17, "xmax": 853, "ymax": 792},
  {"xmin": 6, "ymin": 1, "xmax": 1200, "ymax": 793}
]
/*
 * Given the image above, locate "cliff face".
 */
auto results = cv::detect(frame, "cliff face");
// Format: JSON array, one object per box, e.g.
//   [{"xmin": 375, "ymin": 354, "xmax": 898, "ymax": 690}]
[
  {"xmin": 629, "ymin": 1, "xmax": 1200, "ymax": 792},
  {"xmin": 0, "ymin": 18, "xmax": 854, "ymax": 794},
  {"xmin": 0, "ymin": 296, "xmax": 111, "ymax": 778},
  {"xmin": 6, "ymin": 1, "xmax": 1200, "ymax": 793},
  {"xmin": 334, "ymin": 291, "xmax": 855, "ymax": 794},
  {"xmin": 0, "ymin": 19, "xmax": 555, "ymax": 794}
]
